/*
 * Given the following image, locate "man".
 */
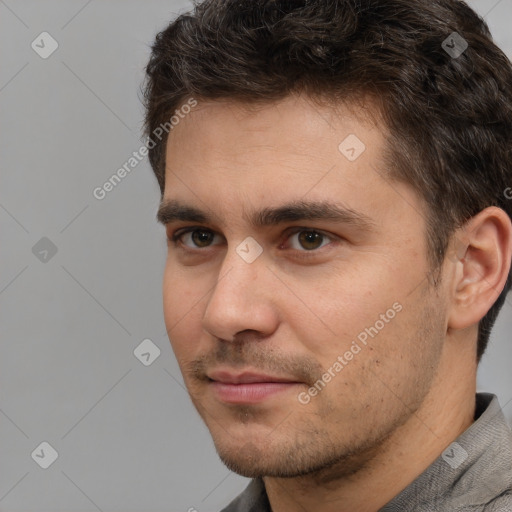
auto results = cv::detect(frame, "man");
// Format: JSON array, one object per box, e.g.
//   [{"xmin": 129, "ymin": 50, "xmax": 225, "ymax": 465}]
[{"xmin": 142, "ymin": 0, "xmax": 512, "ymax": 510}]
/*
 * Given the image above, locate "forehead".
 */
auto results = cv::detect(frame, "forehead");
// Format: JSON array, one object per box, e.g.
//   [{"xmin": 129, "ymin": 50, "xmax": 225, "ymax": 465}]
[
  {"xmin": 167, "ymin": 93, "xmax": 384, "ymax": 159},
  {"xmin": 160, "ymin": 93, "xmax": 424, "ymax": 234},
  {"xmin": 164, "ymin": 94, "xmax": 385, "ymax": 184}
]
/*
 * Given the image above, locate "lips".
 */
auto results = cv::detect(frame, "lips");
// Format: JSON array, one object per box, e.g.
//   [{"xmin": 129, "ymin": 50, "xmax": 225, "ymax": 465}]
[
  {"xmin": 206, "ymin": 369, "xmax": 302, "ymax": 404},
  {"xmin": 207, "ymin": 370, "xmax": 299, "ymax": 384}
]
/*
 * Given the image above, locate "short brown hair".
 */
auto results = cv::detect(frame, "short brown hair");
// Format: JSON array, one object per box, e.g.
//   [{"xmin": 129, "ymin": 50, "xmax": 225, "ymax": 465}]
[{"xmin": 142, "ymin": 0, "xmax": 512, "ymax": 361}]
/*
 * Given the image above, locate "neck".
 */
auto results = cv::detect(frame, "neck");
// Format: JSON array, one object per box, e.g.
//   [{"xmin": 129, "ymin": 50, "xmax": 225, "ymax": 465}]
[{"xmin": 263, "ymin": 338, "xmax": 477, "ymax": 512}]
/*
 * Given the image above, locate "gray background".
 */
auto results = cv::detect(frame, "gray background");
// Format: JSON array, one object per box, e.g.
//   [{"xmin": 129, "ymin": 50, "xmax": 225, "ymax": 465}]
[{"xmin": 0, "ymin": 1, "xmax": 511, "ymax": 511}]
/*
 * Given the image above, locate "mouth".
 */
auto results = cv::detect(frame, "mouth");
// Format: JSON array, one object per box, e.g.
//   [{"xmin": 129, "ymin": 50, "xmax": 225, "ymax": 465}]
[{"xmin": 206, "ymin": 370, "xmax": 303, "ymax": 404}]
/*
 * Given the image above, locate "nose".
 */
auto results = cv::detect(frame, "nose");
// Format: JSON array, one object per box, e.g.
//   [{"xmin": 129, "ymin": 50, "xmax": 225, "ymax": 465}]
[{"xmin": 201, "ymin": 246, "xmax": 280, "ymax": 342}]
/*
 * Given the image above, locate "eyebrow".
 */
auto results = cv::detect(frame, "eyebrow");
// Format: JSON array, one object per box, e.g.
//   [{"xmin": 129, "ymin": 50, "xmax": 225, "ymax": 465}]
[{"xmin": 157, "ymin": 199, "xmax": 376, "ymax": 232}]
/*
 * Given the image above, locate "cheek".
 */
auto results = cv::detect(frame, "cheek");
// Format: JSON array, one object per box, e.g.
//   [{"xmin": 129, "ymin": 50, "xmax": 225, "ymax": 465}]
[
  {"xmin": 285, "ymin": 269, "xmax": 394, "ymax": 354},
  {"xmin": 162, "ymin": 265, "xmax": 204, "ymax": 356},
  {"xmin": 162, "ymin": 260, "xmax": 202, "ymax": 318},
  {"xmin": 285, "ymin": 255, "xmax": 424, "ymax": 387}
]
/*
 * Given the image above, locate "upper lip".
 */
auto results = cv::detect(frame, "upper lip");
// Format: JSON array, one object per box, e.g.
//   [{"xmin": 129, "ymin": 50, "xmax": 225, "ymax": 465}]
[{"xmin": 207, "ymin": 370, "xmax": 300, "ymax": 384}]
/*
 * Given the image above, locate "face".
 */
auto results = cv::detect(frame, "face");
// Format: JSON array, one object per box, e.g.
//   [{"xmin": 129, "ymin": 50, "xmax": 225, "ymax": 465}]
[{"xmin": 160, "ymin": 93, "xmax": 448, "ymax": 480}]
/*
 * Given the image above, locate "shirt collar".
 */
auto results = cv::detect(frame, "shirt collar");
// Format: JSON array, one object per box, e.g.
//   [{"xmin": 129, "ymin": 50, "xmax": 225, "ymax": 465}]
[{"xmin": 380, "ymin": 392, "xmax": 512, "ymax": 511}]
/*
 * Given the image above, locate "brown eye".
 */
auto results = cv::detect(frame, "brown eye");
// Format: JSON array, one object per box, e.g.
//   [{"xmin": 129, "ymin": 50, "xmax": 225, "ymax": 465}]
[
  {"xmin": 172, "ymin": 228, "xmax": 222, "ymax": 249},
  {"xmin": 283, "ymin": 228, "xmax": 337, "ymax": 261},
  {"xmin": 296, "ymin": 230, "xmax": 327, "ymax": 250},
  {"xmin": 191, "ymin": 229, "xmax": 215, "ymax": 247}
]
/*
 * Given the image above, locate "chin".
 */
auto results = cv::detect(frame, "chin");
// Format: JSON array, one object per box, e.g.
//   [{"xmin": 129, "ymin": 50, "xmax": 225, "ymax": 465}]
[
  {"xmin": 209, "ymin": 415, "xmax": 398, "ymax": 482},
  {"xmin": 216, "ymin": 445, "xmax": 304, "ymax": 478},
  {"xmin": 211, "ymin": 431, "xmax": 327, "ymax": 479}
]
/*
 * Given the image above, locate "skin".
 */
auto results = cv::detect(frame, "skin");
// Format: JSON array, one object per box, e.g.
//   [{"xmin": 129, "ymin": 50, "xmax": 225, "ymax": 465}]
[{"xmin": 159, "ymin": 93, "xmax": 512, "ymax": 512}]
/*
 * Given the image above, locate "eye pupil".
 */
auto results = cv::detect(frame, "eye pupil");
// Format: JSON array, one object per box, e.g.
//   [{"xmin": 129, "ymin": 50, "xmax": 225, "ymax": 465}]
[
  {"xmin": 298, "ymin": 231, "xmax": 323, "ymax": 250},
  {"xmin": 192, "ymin": 229, "xmax": 214, "ymax": 247}
]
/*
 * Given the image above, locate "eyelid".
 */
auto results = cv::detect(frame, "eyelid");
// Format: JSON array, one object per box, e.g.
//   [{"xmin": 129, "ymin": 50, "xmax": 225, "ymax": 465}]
[
  {"xmin": 281, "ymin": 227, "xmax": 337, "ymax": 251},
  {"xmin": 170, "ymin": 226, "xmax": 225, "ymax": 248},
  {"xmin": 169, "ymin": 226, "xmax": 339, "ymax": 253}
]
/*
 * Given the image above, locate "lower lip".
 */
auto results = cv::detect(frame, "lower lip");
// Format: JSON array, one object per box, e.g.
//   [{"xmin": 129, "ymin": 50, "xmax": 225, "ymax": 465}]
[{"xmin": 210, "ymin": 381, "xmax": 299, "ymax": 404}]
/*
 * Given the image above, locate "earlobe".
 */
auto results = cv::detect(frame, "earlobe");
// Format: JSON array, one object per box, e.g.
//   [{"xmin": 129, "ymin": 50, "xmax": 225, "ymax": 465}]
[{"xmin": 447, "ymin": 207, "xmax": 512, "ymax": 331}]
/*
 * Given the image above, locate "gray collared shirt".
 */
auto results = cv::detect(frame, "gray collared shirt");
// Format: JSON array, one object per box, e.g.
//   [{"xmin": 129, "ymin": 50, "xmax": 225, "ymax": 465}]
[{"xmin": 220, "ymin": 393, "xmax": 512, "ymax": 511}]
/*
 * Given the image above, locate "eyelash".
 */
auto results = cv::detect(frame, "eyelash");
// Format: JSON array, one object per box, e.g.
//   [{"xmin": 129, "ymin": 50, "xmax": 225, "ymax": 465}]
[{"xmin": 168, "ymin": 227, "xmax": 337, "ymax": 260}]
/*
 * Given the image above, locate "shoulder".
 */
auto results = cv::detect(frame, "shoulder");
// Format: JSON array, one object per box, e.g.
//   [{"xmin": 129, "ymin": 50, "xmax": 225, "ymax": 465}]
[{"xmin": 481, "ymin": 491, "xmax": 512, "ymax": 511}]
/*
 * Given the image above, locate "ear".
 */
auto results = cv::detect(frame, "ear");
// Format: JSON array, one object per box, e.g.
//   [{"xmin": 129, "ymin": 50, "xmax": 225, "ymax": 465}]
[{"xmin": 447, "ymin": 207, "xmax": 512, "ymax": 331}]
